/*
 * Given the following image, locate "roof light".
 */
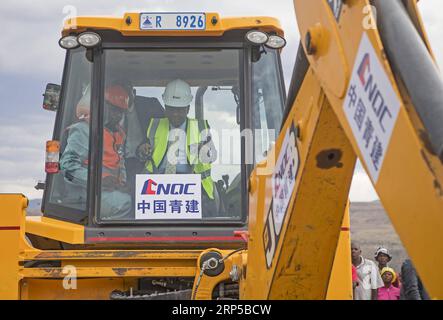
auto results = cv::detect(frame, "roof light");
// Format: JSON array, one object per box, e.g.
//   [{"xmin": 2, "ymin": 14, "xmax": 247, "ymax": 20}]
[
  {"xmin": 77, "ymin": 32, "xmax": 102, "ymax": 48},
  {"xmin": 59, "ymin": 36, "xmax": 79, "ymax": 49},
  {"xmin": 245, "ymin": 30, "xmax": 269, "ymax": 45},
  {"xmin": 265, "ymin": 35, "xmax": 287, "ymax": 49}
]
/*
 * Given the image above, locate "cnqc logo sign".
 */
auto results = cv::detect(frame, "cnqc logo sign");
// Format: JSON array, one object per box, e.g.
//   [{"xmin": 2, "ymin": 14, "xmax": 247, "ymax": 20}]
[
  {"xmin": 141, "ymin": 179, "xmax": 198, "ymax": 196},
  {"xmin": 135, "ymin": 174, "xmax": 202, "ymax": 220}
]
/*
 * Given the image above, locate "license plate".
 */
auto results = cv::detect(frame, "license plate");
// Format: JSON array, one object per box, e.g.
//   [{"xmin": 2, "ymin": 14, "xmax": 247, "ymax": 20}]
[{"xmin": 140, "ymin": 13, "xmax": 206, "ymax": 30}]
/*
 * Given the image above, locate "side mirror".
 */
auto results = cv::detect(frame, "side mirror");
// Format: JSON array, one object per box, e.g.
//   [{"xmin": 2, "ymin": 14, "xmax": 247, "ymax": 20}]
[{"xmin": 43, "ymin": 83, "xmax": 61, "ymax": 111}]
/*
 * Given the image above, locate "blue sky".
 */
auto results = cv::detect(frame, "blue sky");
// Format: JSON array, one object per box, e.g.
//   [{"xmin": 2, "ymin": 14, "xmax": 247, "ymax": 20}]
[{"xmin": 1, "ymin": 0, "xmax": 442, "ymax": 201}]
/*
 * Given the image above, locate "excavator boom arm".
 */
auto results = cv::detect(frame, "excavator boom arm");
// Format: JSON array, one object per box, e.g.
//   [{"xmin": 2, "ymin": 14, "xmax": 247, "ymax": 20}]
[{"xmin": 243, "ymin": 0, "xmax": 443, "ymax": 299}]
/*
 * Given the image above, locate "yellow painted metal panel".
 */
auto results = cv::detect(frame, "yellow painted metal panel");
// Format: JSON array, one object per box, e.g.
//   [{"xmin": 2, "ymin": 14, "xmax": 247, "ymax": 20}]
[
  {"xmin": 293, "ymin": 0, "xmax": 443, "ymax": 299},
  {"xmin": 25, "ymin": 216, "xmax": 84, "ymax": 244},
  {"xmin": 0, "ymin": 194, "xmax": 28, "ymax": 299},
  {"xmin": 23, "ymin": 249, "xmax": 201, "ymax": 261},
  {"xmin": 243, "ymin": 70, "xmax": 356, "ymax": 299},
  {"xmin": 21, "ymin": 278, "xmax": 133, "ymax": 300},
  {"xmin": 326, "ymin": 205, "xmax": 352, "ymax": 300},
  {"xmin": 267, "ymin": 100, "xmax": 356, "ymax": 299},
  {"xmin": 62, "ymin": 13, "xmax": 283, "ymax": 37},
  {"xmin": 21, "ymin": 266, "xmax": 196, "ymax": 278},
  {"xmin": 293, "ymin": 0, "xmax": 349, "ymax": 98}
]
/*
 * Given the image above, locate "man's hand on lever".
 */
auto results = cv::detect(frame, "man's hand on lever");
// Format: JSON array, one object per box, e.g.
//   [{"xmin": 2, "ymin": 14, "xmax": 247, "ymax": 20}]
[{"xmin": 136, "ymin": 141, "xmax": 152, "ymax": 162}]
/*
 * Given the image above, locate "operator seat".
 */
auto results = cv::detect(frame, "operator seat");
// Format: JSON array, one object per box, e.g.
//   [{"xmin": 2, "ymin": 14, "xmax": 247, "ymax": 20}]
[
  {"xmin": 134, "ymin": 95, "xmax": 165, "ymax": 133},
  {"xmin": 125, "ymin": 96, "xmax": 165, "ymax": 203}
]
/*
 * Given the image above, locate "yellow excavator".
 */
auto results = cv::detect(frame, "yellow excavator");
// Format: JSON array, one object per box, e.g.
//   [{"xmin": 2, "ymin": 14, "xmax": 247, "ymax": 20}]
[{"xmin": 1, "ymin": 0, "xmax": 443, "ymax": 300}]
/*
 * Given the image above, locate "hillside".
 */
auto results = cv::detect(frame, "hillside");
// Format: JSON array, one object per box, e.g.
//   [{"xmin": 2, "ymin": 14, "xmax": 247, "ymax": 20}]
[{"xmin": 350, "ymin": 201, "xmax": 407, "ymax": 272}]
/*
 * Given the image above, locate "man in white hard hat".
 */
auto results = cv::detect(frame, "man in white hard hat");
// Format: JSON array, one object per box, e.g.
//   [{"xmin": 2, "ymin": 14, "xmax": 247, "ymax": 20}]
[
  {"xmin": 136, "ymin": 79, "xmax": 218, "ymax": 214},
  {"xmin": 374, "ymin": 246, "xmax": 400, "ymax": 288},
  {"xmin": 374, "ymin": 247, "xmax": 393, "ymax": 271}
]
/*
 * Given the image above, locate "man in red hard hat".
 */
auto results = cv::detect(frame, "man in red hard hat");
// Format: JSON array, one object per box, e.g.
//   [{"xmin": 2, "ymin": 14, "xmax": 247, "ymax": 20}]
[
  {"xmin": 60, "ymin": 84, "xmax": 133, "ymax": 220},
  {"xmin": 102, "ymin": 85, "xmax": 130, "ymax": 192}
]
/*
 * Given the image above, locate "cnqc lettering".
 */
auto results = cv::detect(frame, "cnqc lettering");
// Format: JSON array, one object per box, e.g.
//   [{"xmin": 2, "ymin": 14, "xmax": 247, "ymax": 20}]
[
  {"xmin": 141, "ymin": 179, "xmax": 197, "ymax": 195},
  {"xmin": 357, "ymin": 53, "xmax": 393, "ymax": 133}
]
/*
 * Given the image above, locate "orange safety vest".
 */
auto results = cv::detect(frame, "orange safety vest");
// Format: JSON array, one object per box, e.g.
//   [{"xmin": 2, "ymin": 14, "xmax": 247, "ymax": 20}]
[{"xmin": 102, "ymin": 126, "xmax": 126, "ymax": 183}]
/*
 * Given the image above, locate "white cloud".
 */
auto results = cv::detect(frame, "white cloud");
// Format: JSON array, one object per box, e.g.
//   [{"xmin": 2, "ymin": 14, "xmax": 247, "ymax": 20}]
[
  {"xmin": 0, "ymin": 179, "xmax": 44, "ymax": 200},
  {"xmin": 349, "ymin": 162, "xmax": 378, "ymax": 202},
  {"xmin": 0, "ymin": 115, "xmax": 54, "ymax": 200},
  {"xmin": 419, "ymin": 1, "xmax": 443, "ymax": 71},
  {"xmin": 0, "ymin": 0, "xmax": 298, "ymax": 78}
]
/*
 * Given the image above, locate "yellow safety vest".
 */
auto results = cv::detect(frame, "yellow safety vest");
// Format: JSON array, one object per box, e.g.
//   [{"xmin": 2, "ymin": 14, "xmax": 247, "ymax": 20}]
[{"xmin": 145, "ymin": 118, "xmax": 214, "ymax": 199}]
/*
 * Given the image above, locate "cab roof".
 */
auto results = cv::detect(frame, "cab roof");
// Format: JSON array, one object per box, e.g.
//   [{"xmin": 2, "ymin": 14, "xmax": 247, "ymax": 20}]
[{"xmin": 62, "ymin": 12, "xmax": 283, "ymax": 37}]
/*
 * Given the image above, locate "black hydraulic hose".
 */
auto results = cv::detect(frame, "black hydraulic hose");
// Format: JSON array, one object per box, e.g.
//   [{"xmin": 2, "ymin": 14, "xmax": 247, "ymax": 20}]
[{"xmin": 375, "ymin": 0, "xmax": 443, "ymax": 161}]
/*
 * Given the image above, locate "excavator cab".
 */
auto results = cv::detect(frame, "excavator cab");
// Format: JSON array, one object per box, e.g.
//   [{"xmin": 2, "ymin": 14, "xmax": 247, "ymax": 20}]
[
  {"xmin": 41, "ymin": 13, "xmax": 287, "ymax": 247},
  {"xmin": 2, "ymin": 11, "xmax": 356, "ymax": 301},
  {"xmin": 4, "ymin": 3, "xmax": 442, "ymax": 301}
]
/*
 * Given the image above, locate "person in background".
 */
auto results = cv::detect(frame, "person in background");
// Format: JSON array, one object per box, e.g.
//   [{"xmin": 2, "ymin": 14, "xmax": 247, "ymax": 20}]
[
  {"xmin": 352, "ymin": 264, "xmax": 359, "ymax": 298},
  {"xmin": 352, "ymin": 241, "xmax": 384, "ymax": 300},
  {"xmin": 378, "ymin": 267, "xmax": 401, "ymax": 300},
  {"xmin": 374, "ymin": 246, "xmax": 400, "ymax": 288},
  {"xmin": 400, "ymin": 259, "xmax": 430, "ymax": 300},
  {"xmin": 374, "ymin": 247, "xmax": 392, "ymax": 270}
]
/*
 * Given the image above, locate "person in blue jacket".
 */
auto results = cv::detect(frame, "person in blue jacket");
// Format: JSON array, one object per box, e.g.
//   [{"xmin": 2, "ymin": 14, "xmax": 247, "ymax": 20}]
[{"xmin": 60, "ymin": 85, "xmax": 132, "ymax": 220}]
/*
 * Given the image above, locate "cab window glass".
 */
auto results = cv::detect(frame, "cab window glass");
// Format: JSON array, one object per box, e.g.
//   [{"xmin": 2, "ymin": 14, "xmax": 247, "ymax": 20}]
[
  {"xmin": 48, "ymin": 48, "xmax": 92, "ymax": 212},
  {"xmin": 97, "ymin": 49, "xmax": 243, "ymax": 222},
  {"xmin": 252, "ymin": 50, "xmax": 285, "ymax": 163}
]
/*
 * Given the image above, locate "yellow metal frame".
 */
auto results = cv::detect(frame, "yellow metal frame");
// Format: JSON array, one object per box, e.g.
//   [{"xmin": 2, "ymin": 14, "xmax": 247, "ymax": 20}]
[
  {"xmin": 243, "ymin": 70, "xmax": 356, "ymax": 299},
  {"xmin": 240, "ymin": 0, "xmax": 443, "ymax": 300},
  {"xmin": 1, "ymin": 191, "xmax": 350, "ymax": 300},
  {"xmin": 0, "ymin": 11, "xmax": 359, "ymax": 300},
  {"xmin": 326, "ymin": 203, "xmax": 352, "ymax": 300},
  {"xmin": 292, "ymin": 0, "xmax": 443, "ymax": 299},
  {"xmin": 0, "ymin": 194, "xmax": 247, "ymax": 300},
  {"xmin": 62, "ymin": 13, "xmax": 283, "ymax": 37},
  {"xmin": 26, "ymin": 216, "xmax": 84, "ymax": 244}
]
